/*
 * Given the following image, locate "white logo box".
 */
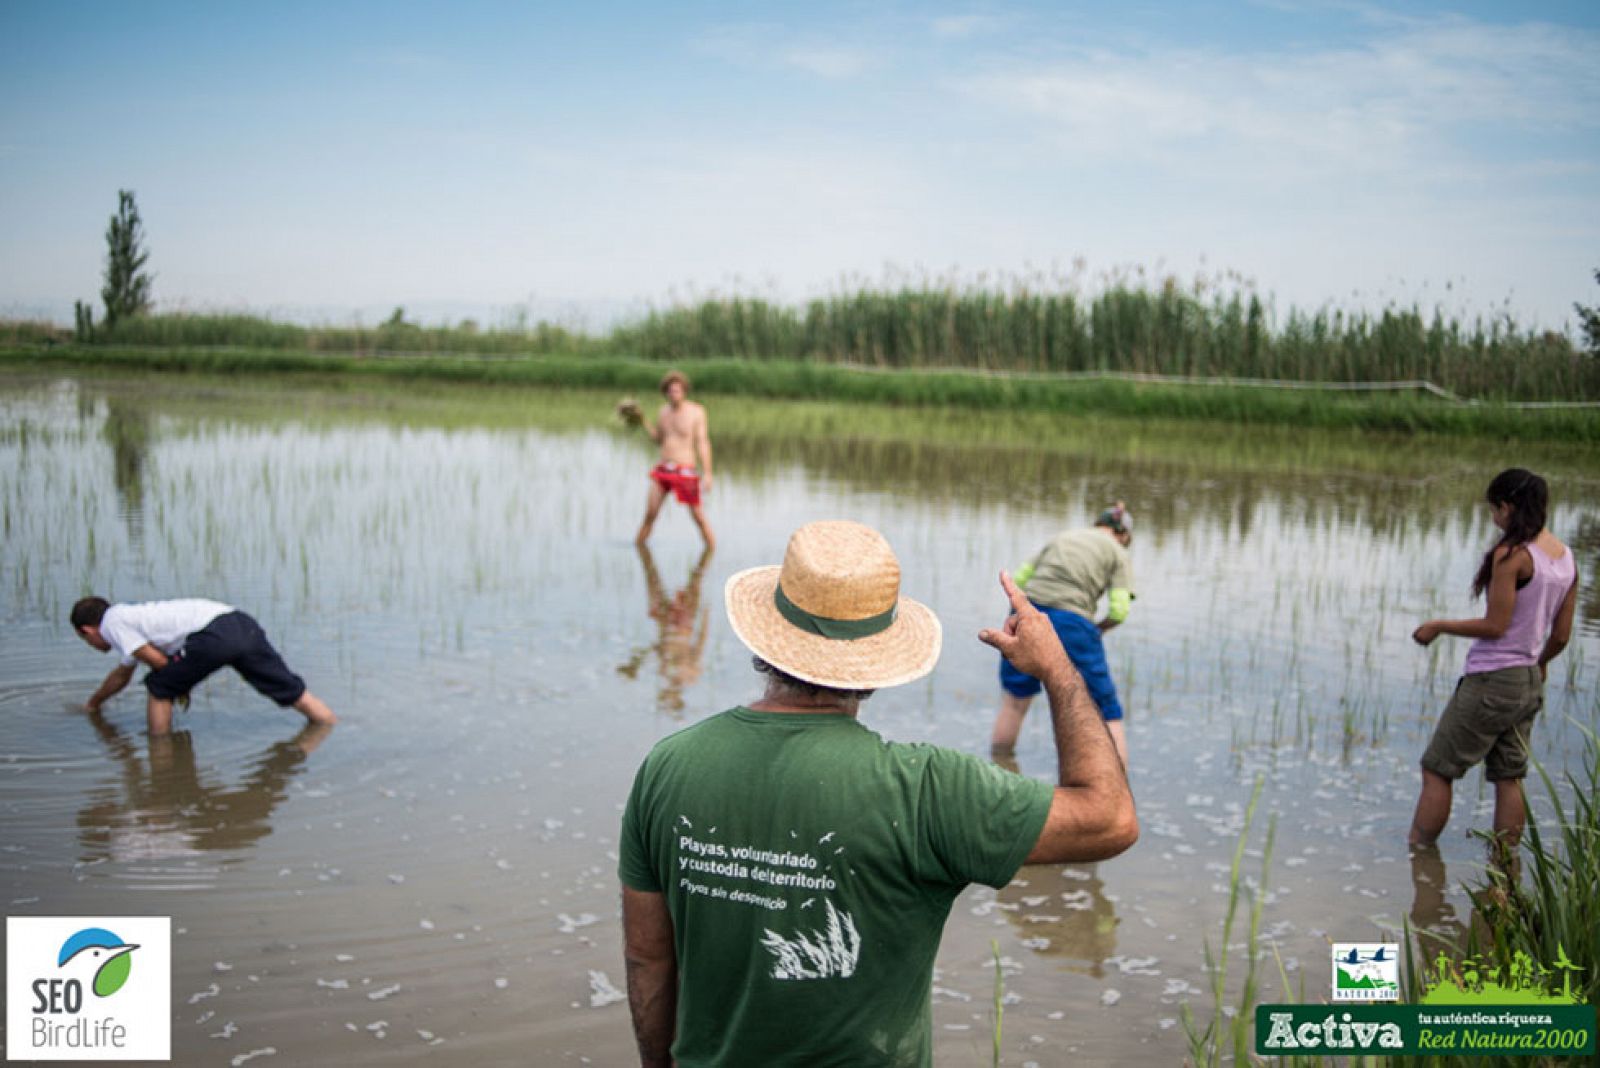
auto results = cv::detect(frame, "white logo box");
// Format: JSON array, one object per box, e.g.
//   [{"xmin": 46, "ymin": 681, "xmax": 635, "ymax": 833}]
[
  {"xmin": 6, "ymin": 916, "xmax": 170, "ymax": 1061},
  {"xmin": 1330, "ymin": 941, "xmax": 1400, "ymax": 1003}
]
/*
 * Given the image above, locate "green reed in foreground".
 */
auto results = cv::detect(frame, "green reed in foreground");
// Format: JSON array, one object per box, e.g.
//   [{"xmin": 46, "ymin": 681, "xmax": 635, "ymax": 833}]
[
  {"xmin": 1197, "ymin": 744, "xmax": 1597, "ymax": 1067},
  {"xmin": 1183, "ymin": 776, "xmax": 1275, "ymax": 1067},
  {"xmin": 1390, "ymin": 727, "xmax": 1599, "ymax": 1068},
  {"xmin": 1471, "ymin": 725, "xmax": 1600, "ymax": 1007}
]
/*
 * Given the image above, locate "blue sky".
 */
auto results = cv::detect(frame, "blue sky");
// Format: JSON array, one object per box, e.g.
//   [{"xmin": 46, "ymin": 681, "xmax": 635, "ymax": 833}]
[{"xmin": 2, "ymin": 0, "xmax": 1597, "ymax": 333}]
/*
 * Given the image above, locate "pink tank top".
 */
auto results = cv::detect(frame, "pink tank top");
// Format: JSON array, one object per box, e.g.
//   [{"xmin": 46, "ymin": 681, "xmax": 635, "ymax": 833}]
[{"xmin": 1463, "ymin": 541, "xmax": 1576, "ymax": 674}]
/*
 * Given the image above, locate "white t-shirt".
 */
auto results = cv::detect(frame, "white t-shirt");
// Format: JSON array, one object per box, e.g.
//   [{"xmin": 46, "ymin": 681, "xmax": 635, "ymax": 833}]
[{"xmin": 99, "ymin": 599, "xmax": 233, "ymax": 666}]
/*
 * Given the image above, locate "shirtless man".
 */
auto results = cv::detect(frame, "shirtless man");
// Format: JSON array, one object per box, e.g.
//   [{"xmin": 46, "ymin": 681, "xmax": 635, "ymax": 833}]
[{"xmin": 634, "ymin": 370, "xmax": 715, "ymax": 549}]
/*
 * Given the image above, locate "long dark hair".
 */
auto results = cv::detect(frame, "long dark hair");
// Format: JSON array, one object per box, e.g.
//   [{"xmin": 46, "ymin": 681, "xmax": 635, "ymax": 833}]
[{"xmin": 1471, "ymin": 468, "xmax": 1547, "ymax": 598}]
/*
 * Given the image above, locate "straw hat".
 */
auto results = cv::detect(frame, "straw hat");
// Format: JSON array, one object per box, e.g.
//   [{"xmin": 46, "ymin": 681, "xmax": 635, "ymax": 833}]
[{"xmin": 724, "ymin": 521, "xmax": 942, "ymax": 690}]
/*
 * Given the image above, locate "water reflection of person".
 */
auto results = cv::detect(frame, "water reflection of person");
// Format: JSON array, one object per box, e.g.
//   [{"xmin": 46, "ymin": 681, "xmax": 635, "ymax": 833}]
[
  {"xmin": 1408, "ymin": 845, "xmax": 1469, "ymax": 959},
  {"xmin": 995, "ymin": 864, "xmax": 1119, "ymax": 977},
  {"xmin": 991, "ymin": 753, "xmax": 1119, "ymax": 976},
  {"xmin": 76, "ymin": 706, "xmax": 332, "ymax": 862},
  {"xmin": 617, "ymin": 544, "xmax": 712, "ymax": 716}
]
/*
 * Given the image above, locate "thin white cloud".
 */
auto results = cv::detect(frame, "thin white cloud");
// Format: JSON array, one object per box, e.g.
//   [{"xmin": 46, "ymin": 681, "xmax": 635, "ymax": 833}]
[
  {"xmin": 930, "ymin": 14, "xmax": 1007, "ymax": 39},
  {"xmin": 782, "ymin": 46, "xmax": 872, "ymax": 79},
  {"xmin": 695, "ymin": 24, "xmax": 875, "ymax": 80},
  {"xmin": 957, "ymin": 15, "xmax": 1600, "ymax": 182}
]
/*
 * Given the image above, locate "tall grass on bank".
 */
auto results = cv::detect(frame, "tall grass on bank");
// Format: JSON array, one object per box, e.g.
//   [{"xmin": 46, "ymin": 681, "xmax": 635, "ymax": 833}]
[
  {"xmin": 6, "ymin": 345, "xmax": 1598, "ymax": 442},
  {"xmin": 613, "ymin": 287, "xmax": 1595, "ymax": 402},
  {"xmin": 68, "ymin": 312, "xmax": 600, "ymax": 359},
  {"xmin": 10, "ymin": 274, "xmax": 1597, "ymax": 401}
]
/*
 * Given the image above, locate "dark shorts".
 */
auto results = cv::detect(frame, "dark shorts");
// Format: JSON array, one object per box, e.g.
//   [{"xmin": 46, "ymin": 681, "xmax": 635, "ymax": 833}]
[
  {"xmin": 143, "ymin": 611, "xmax": 306, "ymax": 707},
  {"xmin": 999, "ymin": 603, "xmax": 1124, "ymax": 721},
  {"xmin": 650, "ymin": 463, "xmax": 701, "ymax": 506},
  {"xmin": 1420, "ymin": 666, "xmax": 1542, "ymax": 782}
]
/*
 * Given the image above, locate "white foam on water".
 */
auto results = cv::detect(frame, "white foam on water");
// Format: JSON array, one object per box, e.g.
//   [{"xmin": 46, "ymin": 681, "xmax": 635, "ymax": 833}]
[
  {"xmin": 230, "ymin": 1048, "xmax": 276, "ymax": 1066},
  {"xmin": 587, "ymin": 970, "xmax": 624, "ymax": 1008}
]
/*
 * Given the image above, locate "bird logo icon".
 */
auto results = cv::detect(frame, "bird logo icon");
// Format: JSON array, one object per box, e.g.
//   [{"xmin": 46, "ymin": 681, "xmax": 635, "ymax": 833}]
[{"xmin": 57, "ymin": 927, "xmax": 139, "ymax": 998}]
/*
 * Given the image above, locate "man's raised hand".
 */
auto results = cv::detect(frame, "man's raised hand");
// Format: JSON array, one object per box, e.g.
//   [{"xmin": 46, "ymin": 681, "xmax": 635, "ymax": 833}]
[{"xmin": 978, "ymin": 571, "xmax": 1075, "ymax": 681}]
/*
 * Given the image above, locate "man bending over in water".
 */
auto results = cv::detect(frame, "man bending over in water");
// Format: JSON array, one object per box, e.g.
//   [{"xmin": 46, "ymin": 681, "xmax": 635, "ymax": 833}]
[
  {"xmin": 634, "ymin": 370, "xmax": 715, "ymax": 550},
  {"xmin": 71, "ymin": 596, "xmax": 336, "ymax": 736}
]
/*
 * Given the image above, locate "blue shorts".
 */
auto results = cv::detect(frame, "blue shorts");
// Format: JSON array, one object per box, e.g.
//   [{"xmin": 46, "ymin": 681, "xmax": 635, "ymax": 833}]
[
  {"xmin": 143, "ymin": 611, "xmax": 306, "ymax": 706},
  {"xmin": 998, "ymin": 603, "xmax": 1123, "ymax": 721}
]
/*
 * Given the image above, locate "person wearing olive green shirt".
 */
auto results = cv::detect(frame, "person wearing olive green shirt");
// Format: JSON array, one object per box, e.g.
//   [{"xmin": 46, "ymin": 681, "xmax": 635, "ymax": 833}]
[{"xmin": 992, "ymin": 503, "xmax": 1135, "ymax": 764}]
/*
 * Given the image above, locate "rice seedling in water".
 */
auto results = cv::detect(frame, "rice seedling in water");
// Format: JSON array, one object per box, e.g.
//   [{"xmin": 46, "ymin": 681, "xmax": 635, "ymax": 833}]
[
  {"xmin": 1181, "ymin": 776, "xmax": 1276, "ymax": 1067},
  {"xmin": 990, "ymin": 939, "xmax": 1003, "ymax": 1068}
]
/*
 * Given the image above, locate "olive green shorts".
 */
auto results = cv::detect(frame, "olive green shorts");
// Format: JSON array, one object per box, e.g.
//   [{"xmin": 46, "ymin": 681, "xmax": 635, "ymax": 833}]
[{"xmin": 1421, "ymin": 666, "xmax": 1543, "ymax": 782}]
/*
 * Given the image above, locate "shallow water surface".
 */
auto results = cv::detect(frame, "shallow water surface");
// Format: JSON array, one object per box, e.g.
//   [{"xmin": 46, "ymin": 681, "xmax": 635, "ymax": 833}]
[{"xmin": 2, "ymin": 370, "xmax": 1597, "ymax": 1064}]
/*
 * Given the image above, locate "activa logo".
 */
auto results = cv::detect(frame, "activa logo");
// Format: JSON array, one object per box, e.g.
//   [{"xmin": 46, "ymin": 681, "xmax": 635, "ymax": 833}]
[
  {"xmin": 1262, "ymin": 1009, "xmax": 1404, "ymax": 1051},
  {"xmin": 50, "ymin": 927, "xmax": 140, "ymax": 1001},
  {"xmin": 6, "ymin": 916, "xmax": 170, "ymax": 1061}
]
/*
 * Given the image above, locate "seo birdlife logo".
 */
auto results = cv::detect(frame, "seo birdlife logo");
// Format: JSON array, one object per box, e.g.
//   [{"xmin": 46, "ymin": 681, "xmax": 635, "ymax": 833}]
[{"xmin": 6, "ymin": 916, "xmax": 170, "ymax": 1060}]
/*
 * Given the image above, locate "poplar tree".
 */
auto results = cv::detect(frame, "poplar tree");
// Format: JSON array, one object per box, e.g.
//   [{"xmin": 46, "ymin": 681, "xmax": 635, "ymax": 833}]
[
  {"xmin": 1577, "ymin": 268, "xmax": 1600, "ymax": 358},
  {"xmin": 101, "ymin": 190, "xmax": 152, "ymax": 328}
]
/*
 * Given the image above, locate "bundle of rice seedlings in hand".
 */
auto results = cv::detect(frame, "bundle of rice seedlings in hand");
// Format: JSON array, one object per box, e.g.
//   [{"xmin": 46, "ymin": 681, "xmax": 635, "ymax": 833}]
[{"xmin": 616, "ymin": 398, "xmax": 644, "ymax": 426}]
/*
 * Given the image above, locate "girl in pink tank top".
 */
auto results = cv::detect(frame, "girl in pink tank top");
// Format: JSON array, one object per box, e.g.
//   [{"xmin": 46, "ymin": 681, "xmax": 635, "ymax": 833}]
[{"xmin": 1406, "ymin": 469, "xmax": 1581, "ymax": 857}]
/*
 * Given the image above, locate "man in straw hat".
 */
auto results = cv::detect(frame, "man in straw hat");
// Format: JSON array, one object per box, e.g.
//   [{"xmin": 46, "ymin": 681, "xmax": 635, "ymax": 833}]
[
  {"xmin": 992, "ymin": 501, "xmax": 1136, "ymax": 765},
  {"xmin": 620, "ymin": 520, "xmax": 1137, "ymax": 1066},
  {"xmin": 632, "ymin": 369, "xmax": 715, "ymax": 550}
]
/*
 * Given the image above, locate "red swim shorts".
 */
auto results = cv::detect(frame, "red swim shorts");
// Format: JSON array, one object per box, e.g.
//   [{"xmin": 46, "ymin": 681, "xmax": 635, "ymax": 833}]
[{"xmin": 650, "ymin": 463, "xmax": 701, "ymax": 506}]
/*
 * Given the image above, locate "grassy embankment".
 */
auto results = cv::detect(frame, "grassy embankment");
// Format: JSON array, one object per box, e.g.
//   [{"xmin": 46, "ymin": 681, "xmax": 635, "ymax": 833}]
[
  {"xmin": 7, "ymin": 280, "xmax": 1599, "ymax": 441},
  {"xmin": 6, "ymin": 344, "xmax": 1597, "ymax": 443}
]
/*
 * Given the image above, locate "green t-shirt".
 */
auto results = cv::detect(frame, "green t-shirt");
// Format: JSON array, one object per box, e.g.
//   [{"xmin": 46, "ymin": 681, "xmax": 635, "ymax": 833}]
[
  {"xmin": 1019, "ymin": 527, "xmax": 1134, "ymax": 619},
  {"xmin": 618, "ymin": 707, "xmax": 1053, "ymax": 1067}
]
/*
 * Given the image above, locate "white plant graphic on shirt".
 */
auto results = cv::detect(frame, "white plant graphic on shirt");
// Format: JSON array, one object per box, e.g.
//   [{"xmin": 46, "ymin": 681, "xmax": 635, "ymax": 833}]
[{"xmin": 761, "ymin": 900, "xmax": 861, "ymax": 979}]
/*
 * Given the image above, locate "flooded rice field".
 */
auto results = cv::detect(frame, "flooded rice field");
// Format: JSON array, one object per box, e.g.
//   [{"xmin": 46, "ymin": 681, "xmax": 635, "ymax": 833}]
[{"xmin": 2, "ymin": 369, "xmax": 1597, "ymax": 1065}]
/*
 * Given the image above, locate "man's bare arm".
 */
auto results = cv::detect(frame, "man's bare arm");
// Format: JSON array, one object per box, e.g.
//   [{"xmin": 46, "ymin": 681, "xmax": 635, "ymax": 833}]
[
  {"xmin": 622, "ymin": 886, "xmax": 677, "ymax": 1068},
  {"xmin": 980, "ymin": 571, "xmax": 1138, "ymax": 864},
  {"xmin": 86, "ymin": 663, "xmax": 136, "ymax": 712},
  {"xmin": 131, "ymin": 644, "xmax": 169, "ymax": 670},
  {"xmin": 642, "ymin": 406, "xmax": 666, "ymax": 445}
]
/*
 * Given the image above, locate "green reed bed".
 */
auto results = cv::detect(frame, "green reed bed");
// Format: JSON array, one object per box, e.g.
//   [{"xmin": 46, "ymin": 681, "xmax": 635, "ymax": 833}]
[
  {"xmin": 615, "ymin": 287, "xmax": 1592, "ymax": 402},
  {"xmin": 10, "ymin": 275, "xmax": 1598, "ymax": 401},
  {"xmin": 71, "ymin": 311, "xmax": 600, "ymax": 358},
  {"xmin": 5, "ymin": 345, "xmax": 1598, "ymax": 443}
]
